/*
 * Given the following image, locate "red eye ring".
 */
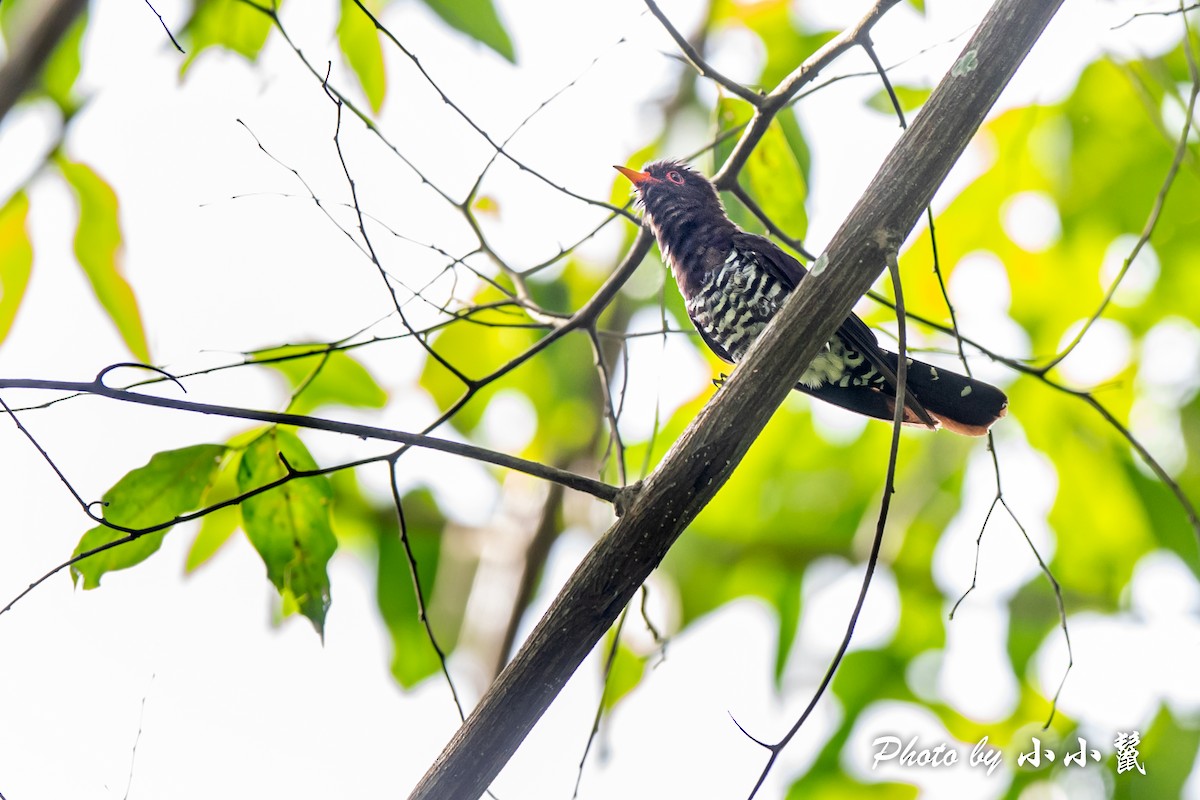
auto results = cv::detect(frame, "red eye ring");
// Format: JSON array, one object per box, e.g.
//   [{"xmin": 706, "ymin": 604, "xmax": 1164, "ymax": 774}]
[{"xmin": 665, "ymin": 170, "xmax": 685, "ymax": 184}]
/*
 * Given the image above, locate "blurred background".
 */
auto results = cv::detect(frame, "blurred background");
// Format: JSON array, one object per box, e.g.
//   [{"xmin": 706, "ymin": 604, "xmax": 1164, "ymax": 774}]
[{"xmin": 0, "ymin": 0, "xmax": 1197, "ymax": 797}]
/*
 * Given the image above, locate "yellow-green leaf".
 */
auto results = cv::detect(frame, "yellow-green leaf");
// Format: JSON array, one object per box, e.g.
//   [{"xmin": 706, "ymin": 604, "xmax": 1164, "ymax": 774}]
[
  {"xmin": 601, "ymin": 641, "xmax": 646, "ymax": 713},
  {"xmin": 472, "ymin": 194, "xmax": 500, "ymax": 216},
  {"xmin": 181, "ymin": 0, "xmax": 275, "ymax": 73},
  {"xmin": 185, "ymin": 450, "xmax": 244, "ymax": 572},
  {"xmin": 237, "ymin": 428, "xmax": 336, "ymax": 636},
  {"xmin": 251, "ymin": 344, "xmax": 388, "ymax": 414},
  {"xmin": 716, "ymin": 97, "xmax": 809, "ymax": 240},
  {"xmin": 55, "ymin": 157, "xmax": 150, "ymax": 362},
  {"xmin": 41, "ymin": 11, "xmax": 85, "ymax": 113},
  {"xmin": 338, "ymin": 0, "xmax": 387, "ymax": 113},
  {"xmin": 374, "ymin": 488, "xmax": 452, "ymax": 687},
  {"xmin": 865, "ymin": 85, "xmax": 932, "ymax": 116},
  {"xmin": 72, "ymin": 445, "xmax": 228, "ymax": 589},
  {"xmin": 421, "ymin": 0, "xmax": 515, "ymax": 62},
  {"xmin": 0, "ymin": 192, "xmax": 33, "ymax": 344}
]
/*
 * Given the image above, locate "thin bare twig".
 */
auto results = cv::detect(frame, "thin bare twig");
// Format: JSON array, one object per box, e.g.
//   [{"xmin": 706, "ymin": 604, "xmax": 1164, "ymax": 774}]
[
  {"xmin": 712, "ymin": 0, "xmax": 903, "ymax": 187},
  {"xmin": 388, "ymin": 461, "xmax": 467, "ymax": 720},
  {"xmin": 339, "ymin": 0, "xmax": 634, "ymax": 219},
  {"xmin": 0, "ymin": 374, "xmax": 618, "ymax": 503},
  {"xmin": 143, "ymin": 0, "xmax": 184, "ymax": 53},
  {"xmin": 865, "ymin": 28, "xmax": 1073, "ymax": 726},
  {"xmin": 1038, "ymin": 54, "xmax": 1199, "ymax": 373},
  {"xmin": 573, "ymin": 606, "xmax": 631, "ymax": 798},
  {"xmin": 642, "ymin": 0, "xmax": 763, "ymax": 104},
  {"xmin": 728, "ymin": 183, "xmax": 816, "ymax": 261},
  {"xmin": 1113, "ymin": 2, "xmax": 1199, "ymax": 30},
  {"xmin": 742, "ymin": 246, "xmax": 911, "ymax": 799}
]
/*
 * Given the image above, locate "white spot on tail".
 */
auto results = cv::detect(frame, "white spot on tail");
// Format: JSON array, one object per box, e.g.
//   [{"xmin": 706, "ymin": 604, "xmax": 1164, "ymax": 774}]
[
  {"xmin": 930, "ymin": 367, "xmax": 939, "ymax": 381},
  {"xmin": 960, "ymin": 386, "xmax": 973, "ymax": 397}
]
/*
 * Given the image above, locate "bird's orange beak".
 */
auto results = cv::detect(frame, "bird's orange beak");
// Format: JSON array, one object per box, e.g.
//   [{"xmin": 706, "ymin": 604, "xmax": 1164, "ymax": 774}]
[{"xmin": 614, "ymin": 165, "xmax": 654, "ymax": 185}]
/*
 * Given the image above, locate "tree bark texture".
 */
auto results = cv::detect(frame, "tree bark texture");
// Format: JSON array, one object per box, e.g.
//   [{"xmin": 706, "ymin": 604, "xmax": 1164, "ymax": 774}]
[{"xmin": 409, "ymin": 0, "xmax": 1066, "ymax": 796}]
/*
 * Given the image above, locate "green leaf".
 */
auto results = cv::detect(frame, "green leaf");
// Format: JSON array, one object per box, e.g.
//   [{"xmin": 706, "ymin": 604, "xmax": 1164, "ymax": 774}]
[
  {"xmin": 773, "ymin": 572, "xmax": 802, "ymax": 683},
  {"xmin": 55, "ymin": 157, "xmax": 150, "ymax": 362},
  {"xmin": 41, "ymin": 11, "xmax": 86, "ymax": 113},
  {"xmin": 185, "ymin": 503, "xmax": 240, "ymax": 572},
  {"xmin": 181, "ymin": 0, "xmax": 275, "ymax": 73},
  {"xmin": 865, "ymin": 85, "xmax": 932, "ymax": 116},
  {"xmin": 374, "ymin": 488, "xmax": 455, "ymax": 687},
  {"xmin": 1111, "ymin": 705, "xmax": 1200, "ymax": 798},
  {"xmin": 185, "ymin": 450, "xmax": 243, "ymax": 572},
  {"xmin": 0, "ymin": 192, "xmax": 34, "ymax": 345},
  {"xmin": 420, "ymin": 0, "xmax": 515, "ymax": 62},
  {"xmin": 71, "ymin": 445, "xmax": 227, "ymax": 589},
  {"xmin": 251, "ymin": 344, "xmax": 388, "ymax": 414},
  {"xmin": 420, "ymin": 274, "xmax": 602, "ymax": 459},
  {"xmin": 237, "ymin": 428, "xmax": 337, "ymax": 636},
  {"xmin": 787, "ymin": 774, "xmax": 918, "ymax": 800},
  {"xmin": 601, "ymin": 640, "xmax": 646, "ymax": 713},
  {"xmin": 338, "ymin": 0, "xmax": 387, "ymax": 113},
  {"xmin": 715, "ymin": 97, "xmax": 809, "ymax": 239}
]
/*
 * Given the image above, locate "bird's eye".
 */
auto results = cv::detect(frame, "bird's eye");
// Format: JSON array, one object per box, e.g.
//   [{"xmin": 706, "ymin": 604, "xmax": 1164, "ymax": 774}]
[{"xmin": 666, "ymin": 170, "xmax": 685, "ymax": 184}]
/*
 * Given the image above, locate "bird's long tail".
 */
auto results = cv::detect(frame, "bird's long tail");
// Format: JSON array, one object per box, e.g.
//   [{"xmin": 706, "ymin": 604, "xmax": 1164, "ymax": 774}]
[{"xmin": 800, "ymin": 353, "xmax": 1008, "ymax": 436}]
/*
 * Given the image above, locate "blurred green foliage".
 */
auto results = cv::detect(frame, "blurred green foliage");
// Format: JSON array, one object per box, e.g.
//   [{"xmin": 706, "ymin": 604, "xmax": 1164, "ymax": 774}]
[{"xmin": 2, "ymin": 0, "xmax": 1195, "ymax": 796}]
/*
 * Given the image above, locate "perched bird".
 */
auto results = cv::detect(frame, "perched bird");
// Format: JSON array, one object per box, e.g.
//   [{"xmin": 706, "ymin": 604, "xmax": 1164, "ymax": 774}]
[{"xmin": 615, "ymin": 160, "xmax": 1007, "ymax": 436}]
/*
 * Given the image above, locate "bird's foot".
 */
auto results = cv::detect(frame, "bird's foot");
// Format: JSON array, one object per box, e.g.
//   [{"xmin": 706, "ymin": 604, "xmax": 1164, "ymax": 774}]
[{"xmin": 712, "ymin": 372, "xmax": 729, "ymax": 389}]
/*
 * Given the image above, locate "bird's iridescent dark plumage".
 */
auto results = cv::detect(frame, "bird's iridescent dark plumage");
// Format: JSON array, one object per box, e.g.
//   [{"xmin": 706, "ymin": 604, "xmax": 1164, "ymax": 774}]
[{"xmin": 616, "ymin": 160, "xmax": 1008, "ymax": 436}]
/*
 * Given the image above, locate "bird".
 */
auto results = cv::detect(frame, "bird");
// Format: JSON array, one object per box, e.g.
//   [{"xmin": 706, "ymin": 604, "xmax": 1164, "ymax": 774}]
[{"xmin": 615, "ymin": 160, "xmax": 1008, "ymax": 436}]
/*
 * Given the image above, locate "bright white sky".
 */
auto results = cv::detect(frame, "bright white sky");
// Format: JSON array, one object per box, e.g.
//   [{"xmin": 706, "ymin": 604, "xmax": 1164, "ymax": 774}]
[{"xmin": 0, "ymin": 1, "xmax": 1196, "ymax": 798}]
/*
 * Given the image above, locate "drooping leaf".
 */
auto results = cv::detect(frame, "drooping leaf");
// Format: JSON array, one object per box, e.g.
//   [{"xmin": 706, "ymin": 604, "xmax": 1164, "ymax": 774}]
[
  {"xmin": 338, "ymin": 0, "xmax": 387, "ymax": 113},
  {"xmin": 373, "ymin": 487, "xmax": 456, "ymax": 687},
  {"xmin": 71, "ymin": 445, "xmax": 228, "ymax": 589},
  {"xmin": 185, "ymin": 502, "xmax": 241, "ymax": 574},
  {"xmin": 237, "ymin": 428, "xmax": 337, "ymax": 636},
  {"xmin": 1110, "ymin": 705, "xmax": 1200, "ymax": 798},
  {"xmin": 0, "ymin": 192, "xmax": 34, "ymax": 344},
  {"xmin": 180, "ymin": 0, "xmax": 275, "ymax": 73},
  {"xmin": 601, "ymin": 640, "xmax": 646, "ymax": 713},
  {"xmin": 715, "ymin": 97, "xmax": 809, "ymax": 240},
  {"xmin": 420, "ymin": 0, "xmax": 515, "ymax": 62},
  {"xmin": 185, "ymin": 450, "xmax": 244, "ymax": 573},
  {"xmin": 865, "ymin": 85, "xmax": 932, "ymax": 116},
  {"xmin": 251, "ymin": 344, "xmax": 388, "ymax": 414},
  {"xmin": 55, "ymin": 157, "xmax": 150, "ymax": 362},
  {"xmin": 40, "ymin": 11, "xmax": 86, "ymax": 114},
  {"xmin": 420, "ymin": 274, "xmax": 601, "ymax": 459},
  {"xmin": 773, "ymin": 571, "xmax": 802, "ymax": 684}
]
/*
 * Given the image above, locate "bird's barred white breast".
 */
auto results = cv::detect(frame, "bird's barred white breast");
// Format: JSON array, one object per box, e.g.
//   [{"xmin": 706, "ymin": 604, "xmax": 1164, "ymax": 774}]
[
  {"xmin": 687, "ymin": 247, "xmax": 884, "ymax": 389},
  {"xmin": 688, "ymin": 250, "xmax": 785, "ymax": 361}
]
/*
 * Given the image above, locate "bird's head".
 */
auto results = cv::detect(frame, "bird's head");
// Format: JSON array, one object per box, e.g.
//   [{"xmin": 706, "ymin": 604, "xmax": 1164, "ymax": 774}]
[{"xmin": 614, "ymin": 160, "xmax": 725, "ymax": 221}]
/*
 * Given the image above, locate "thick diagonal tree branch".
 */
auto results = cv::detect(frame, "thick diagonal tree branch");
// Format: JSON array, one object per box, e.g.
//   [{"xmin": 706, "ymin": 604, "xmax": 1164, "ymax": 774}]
[{"xmin": 409, "ymin": 1, "xmax": 1065, "ymax": 797}]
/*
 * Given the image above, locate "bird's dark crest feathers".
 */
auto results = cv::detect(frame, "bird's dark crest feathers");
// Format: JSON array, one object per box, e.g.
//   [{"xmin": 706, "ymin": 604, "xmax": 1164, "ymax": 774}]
[{"xmin": 616, "ymin": 159, "xmax": 1008, "ymax": 435}]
